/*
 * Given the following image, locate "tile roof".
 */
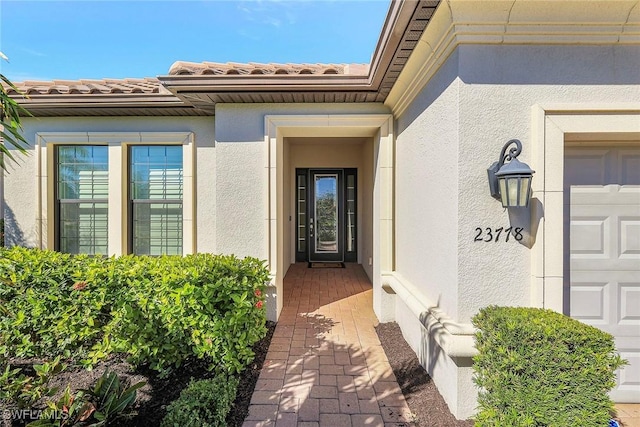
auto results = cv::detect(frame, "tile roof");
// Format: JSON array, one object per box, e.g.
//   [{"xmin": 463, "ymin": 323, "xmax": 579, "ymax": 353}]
[
  {"xmin": 4, "ymin": 78, "xmax": 169, "ymax": 96},
  {"xmin": 168, "ymin": 61, "xmax": 369, "ymax": 76}
]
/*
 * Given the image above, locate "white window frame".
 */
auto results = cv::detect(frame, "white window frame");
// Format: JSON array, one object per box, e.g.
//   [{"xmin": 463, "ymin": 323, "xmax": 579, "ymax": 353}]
[{"xmin": 36, "ymin": 132, "xmax": 195, "ymax": 256}]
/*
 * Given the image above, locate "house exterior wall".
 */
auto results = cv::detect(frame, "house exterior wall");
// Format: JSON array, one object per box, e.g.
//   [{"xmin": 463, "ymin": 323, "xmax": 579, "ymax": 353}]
[
  {"xmin": 456, "ymin": 44, "xmax": 640, "ymax": 321},
  {"xmin": 216, "ymin": 104, "xmax": 390, "ymax": 321},
  {"xmin": 395, "ymin": 49, "xmax": 461, "ymax": 321},
  {"xmin": 2, "ymin": 117, "xmax": 216, "ymax": 252},
  {"xmin": 392, "ymin": 42, "xmax": 640, "ymax": 420},
  {"xmin": 214, "ymin": 103, "xmax": 390, "ymax": 265}
]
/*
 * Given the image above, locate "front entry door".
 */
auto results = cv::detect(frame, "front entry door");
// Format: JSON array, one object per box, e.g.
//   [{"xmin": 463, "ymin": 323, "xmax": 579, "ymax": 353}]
[
  {"xmin": 296, "ymin": 168, "xmax": 357, "ymax": 263},
  {"xmin": 309, "ymin": 170, "xmax": 344, "ymax": 262}
]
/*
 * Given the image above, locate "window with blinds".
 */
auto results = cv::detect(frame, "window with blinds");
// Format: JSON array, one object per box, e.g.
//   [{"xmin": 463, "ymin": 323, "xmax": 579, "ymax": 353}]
[
  {"xmin": 129, "ymin": 146, "xmax": 183, "ymax": 255},
  {"xmin": 56, "ymin": 146, "xmax": 109, "ymax": 255}
]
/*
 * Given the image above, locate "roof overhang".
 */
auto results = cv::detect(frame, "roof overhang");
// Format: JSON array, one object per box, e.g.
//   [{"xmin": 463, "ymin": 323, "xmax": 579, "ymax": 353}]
[
  {"xmin": 9, "ymin": 94, "xmax": 209, "ymax": 117},
  {"xmin": 7, "ymin": 0, "xmax": 440, "ymax": 116},
  {"xmin": 159, "ymin": 0, "xmax": 440, "ymax": 110}
]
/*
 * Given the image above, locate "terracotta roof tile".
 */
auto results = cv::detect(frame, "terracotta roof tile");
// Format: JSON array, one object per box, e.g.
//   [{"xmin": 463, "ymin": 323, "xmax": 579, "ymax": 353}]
[
  {"xmin": 4, "ymin": 78, "xmax": 168, "ymax": 96},
  {"xmin": 168, "ymin": 61, "xmax": 369, "ymax": 76}
]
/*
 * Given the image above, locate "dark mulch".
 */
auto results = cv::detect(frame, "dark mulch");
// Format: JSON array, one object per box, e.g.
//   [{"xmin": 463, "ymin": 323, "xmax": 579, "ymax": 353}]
[
  {"xmin": 3, "ymin": 321, "xmax": 276, "ymax": 427},
  {"xmin": 7, "ymin": 320, "xmax": 475, "ymax": 426},
  {"xmin": 226, "ymin": 321, "xmax": 275, "ymax": 427},
  {"xmin": 376, "ymin": 322, "xmax": 475, "ymax": 427}
]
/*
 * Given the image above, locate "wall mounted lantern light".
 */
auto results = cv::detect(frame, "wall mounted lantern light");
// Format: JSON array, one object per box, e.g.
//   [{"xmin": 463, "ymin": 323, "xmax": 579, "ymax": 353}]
[{"xmin": 487, "ymin": 139, "xmax": 535, "ymax": 208}]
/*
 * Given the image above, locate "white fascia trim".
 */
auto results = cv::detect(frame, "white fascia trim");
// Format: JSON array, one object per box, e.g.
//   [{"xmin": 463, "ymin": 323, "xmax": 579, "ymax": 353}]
[
  {"xmin": 382, "ymin": 271, "xmax": 477, "ymax": 358},
  {"xmin": 385, "ymin": 0, "xmax": 640, "ymax": 117}
]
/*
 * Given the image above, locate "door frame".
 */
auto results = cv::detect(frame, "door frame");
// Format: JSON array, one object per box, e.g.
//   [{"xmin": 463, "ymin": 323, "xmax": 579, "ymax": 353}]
[
  {"xmin": 265, "ymin": 114, "xmax": 395, "ymax": 321},
  {"xmin": 295, "ymin": 168, "xmax": 357, "ymax": 263}
]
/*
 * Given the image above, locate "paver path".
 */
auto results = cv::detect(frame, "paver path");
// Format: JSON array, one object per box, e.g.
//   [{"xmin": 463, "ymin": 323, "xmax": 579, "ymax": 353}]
[
  {"xmin": 243, "ymin": 263, "xmax": 415, "ymax": 427},
  {"xmin": 616, "ymin": 404, "xmax": 640, "ymax": 427}
]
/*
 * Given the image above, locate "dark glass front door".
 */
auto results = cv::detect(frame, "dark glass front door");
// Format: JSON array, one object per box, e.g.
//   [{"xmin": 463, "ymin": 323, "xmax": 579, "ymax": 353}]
[{"xmin": 296, "ymin": 169, "xmax": 357, "ymax": 263}]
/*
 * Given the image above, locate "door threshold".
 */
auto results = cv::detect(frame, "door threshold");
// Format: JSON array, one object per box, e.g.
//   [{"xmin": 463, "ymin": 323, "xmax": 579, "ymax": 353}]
[{"xmin": 308, "ymin": 262, "xmax": 345, "ymax": 269}]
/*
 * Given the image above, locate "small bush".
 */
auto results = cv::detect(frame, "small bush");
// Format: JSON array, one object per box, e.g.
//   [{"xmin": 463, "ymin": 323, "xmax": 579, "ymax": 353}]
[
  {"xmin": 0, "ymin": 247, "xmax": 268, "ymax": 375},
  {"xmin": 160, "ymin": 375, "xmax": 239, "ymax": 427},
  {"xmin": 472, "ymin": 306, "xmax": 626, "ymax": 427}
]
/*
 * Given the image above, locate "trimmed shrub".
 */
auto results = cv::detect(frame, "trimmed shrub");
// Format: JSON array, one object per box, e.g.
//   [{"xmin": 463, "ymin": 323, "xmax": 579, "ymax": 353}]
[
  {"xmin": 472, "ymin": 306, "xmax": 626, "ymax": 427},
  {"xmin": 101, "ymin": 253, "xmax": 269, "ymax": 373},
  {"xmin": 0, "ymin": 248, "xmax": 117, "ymax": 360},
  {"xmin": 0, "ymin": 247, "xmax": 268, "ymax": 374},
  {"xmin": 160, "ymin": 375, "xmax": 238, "ymax": 427}
]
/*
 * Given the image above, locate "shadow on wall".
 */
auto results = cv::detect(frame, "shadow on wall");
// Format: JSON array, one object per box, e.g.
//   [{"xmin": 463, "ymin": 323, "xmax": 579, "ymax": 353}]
[
  {"xmin": 508, "ymin": 197, "xmax": 544, "ymax": 249},
  {"xmin": 2, "ymin": 204, "xmax": 26, "ymax": 247}
]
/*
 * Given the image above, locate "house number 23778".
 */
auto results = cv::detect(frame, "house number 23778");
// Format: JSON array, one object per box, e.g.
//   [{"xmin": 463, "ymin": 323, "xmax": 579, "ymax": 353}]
[{"xmin": 474, "ymin": 227, "xmax": 524, "ymax": 242}]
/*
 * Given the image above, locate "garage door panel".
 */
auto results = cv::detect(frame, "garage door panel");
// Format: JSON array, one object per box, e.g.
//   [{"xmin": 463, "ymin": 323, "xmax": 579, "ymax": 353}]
[
  {"xmin": 570, "ymin": 186, "xmax": 640, "ymax": 205},
  {"xmin": 566, "ymin": 145, "xmax": 640, "ymax": 402},
  {"xmin": 564, "ymin": 149, "xmax": 613, "ymax": 186},
  {"xmin": 570, "ymin": 204, "xmax": 640, "ymax": 270},
  {"xmin": 620, "ymin": 218, "xmax": 640, "ymax": 258},
  {"xmin": 570, "ymin": 216, "xmax": 609, "ymax": 257},
  {"xmin": 569, "ymin": 280, "xmax": 609, "ymax": 325},
  {"xmin": 620, "ymin": 283, "xmax": 640, "ymax": 326},
  {"xmin": 612, "ymin": 342, "xmax": 640, "ymax": 403}
]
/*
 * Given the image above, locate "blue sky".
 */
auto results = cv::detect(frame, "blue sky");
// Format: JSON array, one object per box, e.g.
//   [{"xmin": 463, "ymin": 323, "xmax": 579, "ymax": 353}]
[{"xmin": 0, "ymin": 0, "xmax": 391, "ymax": 82}]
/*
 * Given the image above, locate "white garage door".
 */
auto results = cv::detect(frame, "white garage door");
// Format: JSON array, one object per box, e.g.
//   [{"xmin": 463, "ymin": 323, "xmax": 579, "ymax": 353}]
[{"xmin": 566, "ymin": 145, "xmax": 640, "ymax": 402}]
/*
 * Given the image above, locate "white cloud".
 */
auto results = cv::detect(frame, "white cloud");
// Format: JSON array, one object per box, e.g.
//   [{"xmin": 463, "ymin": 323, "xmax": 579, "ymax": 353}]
[
  {"xmin": 20, "ymin": 48, "xmax": 47, "ymax": 58},
  {"xmin": 237, "ymin": 0, "xmax": 301, "ymax": 28},
  {"xmin": 3, "ymin": 71, "xmax": 54, "ymax": 82}
]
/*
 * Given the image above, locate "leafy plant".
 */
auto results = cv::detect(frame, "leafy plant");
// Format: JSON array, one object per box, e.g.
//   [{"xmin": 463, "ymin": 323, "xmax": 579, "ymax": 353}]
[
  {"xmin": 160, "ymin": 374, "xmax": 239, "ymax": 427},
  {"xmin": 0, "ymin": 51, "xmax": 31, "ymax": 170},
  {"xmin": 472, "ymin": 306, "xmax": 627, "ymax": 427},
  {"xmin": 0, "ymin": 247, "xmax": 269, "ymax": 375},
  {"xmin": 27, "ymin": 385, "xmax": 95, "ymax": 427},
  {"xmin": 27, "ymin": 370, "xmax": 144, "ymax": 427},
  {"xmin": 0, "ymin": 357, "xmax": 65, "ymax": 408},
  {"xmin": 79, "ymin": 369, "xmax": 145, "ymax": 425}
]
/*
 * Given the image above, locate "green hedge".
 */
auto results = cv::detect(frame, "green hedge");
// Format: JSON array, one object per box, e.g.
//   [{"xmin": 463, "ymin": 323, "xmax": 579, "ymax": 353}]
[
  {"xmin": 472, "ymin": 306, "xmax": 626, "ymax": 427},
  {"xmin": 0, "ymin": 247, "xmax": 268, "ymax": 374},
  {"xmin": 161, "ymin": 375, "xmax": 238, "ymax": 427}
]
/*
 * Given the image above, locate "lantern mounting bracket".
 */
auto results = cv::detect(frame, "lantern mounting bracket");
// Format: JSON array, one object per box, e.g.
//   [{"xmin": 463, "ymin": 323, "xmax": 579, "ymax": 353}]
[
  {"xmin": 487, "ymin": 139, "xmax": 523, "ymax": 200},
  {"xmin": 487, "ymin": 139, "xmax": 535, "ymax": 208}
]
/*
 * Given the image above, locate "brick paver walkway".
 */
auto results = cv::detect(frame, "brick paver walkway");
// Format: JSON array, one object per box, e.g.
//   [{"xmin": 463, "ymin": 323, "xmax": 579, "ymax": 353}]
[{"xmin": 243, "ymin": 263, "xmax": 415, "ymax": 427}]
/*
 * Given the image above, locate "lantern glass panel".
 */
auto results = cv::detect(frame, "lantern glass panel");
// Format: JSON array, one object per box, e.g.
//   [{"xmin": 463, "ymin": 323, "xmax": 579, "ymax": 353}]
[
  {"xmin": 501, "ymin": 177, "xmax": 519, "ymax": 207},
  {"xmin": 499, "ymin": 178, "xmax": 508, "ymax": 206},
  {"xmin": 519, "ymin": 177, "xmax": 530, "ymax": 206}
]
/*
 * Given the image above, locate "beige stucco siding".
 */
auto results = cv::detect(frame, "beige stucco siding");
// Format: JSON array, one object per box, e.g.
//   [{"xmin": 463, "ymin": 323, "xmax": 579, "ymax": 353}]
[
  {"xmin": 456, "ymin": 44, "xmax": 640, "ymax": 322},
  {"xmin": 395, "ymin": 50, "xmax": 461, "ymax": 322},
  {"xmin": 214, "ymin": 103, "xmax": 390, "ymax": 264},
  {"xmin": 395, "ymin": 44, "xmax": 640, "ymax": 326},
  {"xmin": 393, "ymin": 43, "xmax": 640, "ymax": 420}
]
